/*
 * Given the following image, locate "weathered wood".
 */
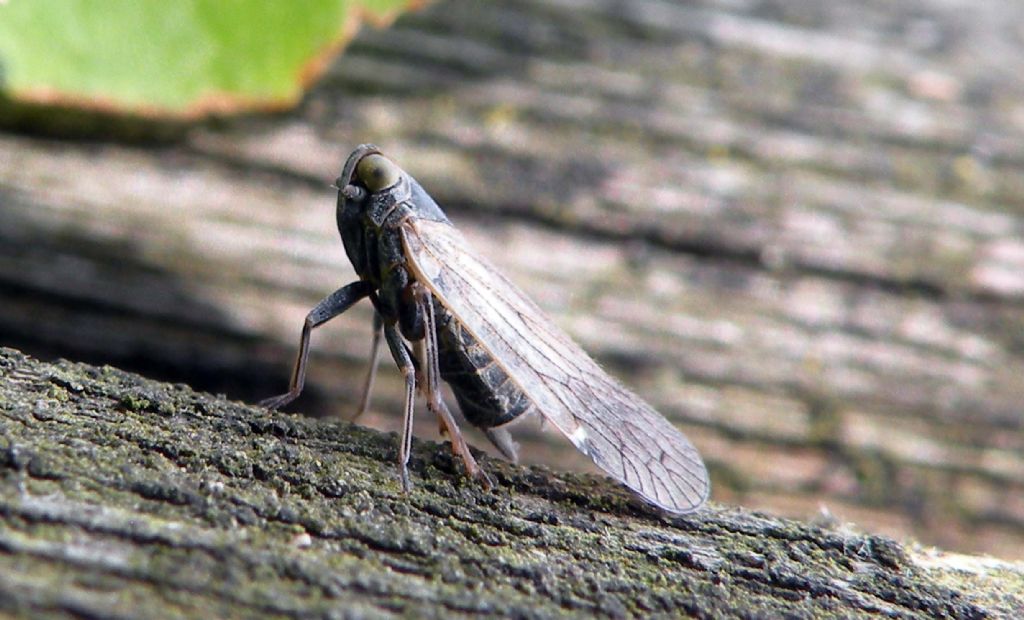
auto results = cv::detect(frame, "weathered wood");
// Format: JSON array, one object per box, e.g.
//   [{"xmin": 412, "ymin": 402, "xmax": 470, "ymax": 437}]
[
  {"xmin": 1, "ymin": 348, "xmax": 1021, "ymax": 618},
  {"xmin": 2, "ymin": 0, "xmax": 1024, "ymax": 561}
]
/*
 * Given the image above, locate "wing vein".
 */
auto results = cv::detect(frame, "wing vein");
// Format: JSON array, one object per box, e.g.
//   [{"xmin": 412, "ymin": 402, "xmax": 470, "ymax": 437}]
[{"xmin": 401, "ymin": 219, "xmax": 709, "ymax": 512}]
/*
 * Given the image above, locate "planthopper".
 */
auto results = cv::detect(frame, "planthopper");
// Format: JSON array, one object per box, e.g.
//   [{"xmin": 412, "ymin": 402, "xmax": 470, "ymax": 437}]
[{"xmin": 261, "ymin": 144, "xmax": 710, "ymax": 514}]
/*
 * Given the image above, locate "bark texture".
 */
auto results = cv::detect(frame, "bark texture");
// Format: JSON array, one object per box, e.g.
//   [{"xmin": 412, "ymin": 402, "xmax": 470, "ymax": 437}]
[
  {"xmin": 2, "ymin": 0, "xmax": 1024, "ymax": 560},
  {"xmin": 1, "ymin": 348, "xmax": 1022, "ymax": 618}
]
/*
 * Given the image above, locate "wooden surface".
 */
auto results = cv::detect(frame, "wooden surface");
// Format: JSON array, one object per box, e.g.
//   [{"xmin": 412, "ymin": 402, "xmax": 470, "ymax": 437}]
[
  {"xmin": 2, "ymin": 348, "xmax": 1021, "ymax": 619},
  {"xmin": 2, "ymin": 0, "xmax": 1024, "ymax": 560}
]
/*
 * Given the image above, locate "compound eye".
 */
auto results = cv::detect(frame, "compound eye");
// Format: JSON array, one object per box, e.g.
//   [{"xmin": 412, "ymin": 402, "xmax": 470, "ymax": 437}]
[{"xmin": 355, "ymin": 154, "xmax": 401, "ymax": 192}]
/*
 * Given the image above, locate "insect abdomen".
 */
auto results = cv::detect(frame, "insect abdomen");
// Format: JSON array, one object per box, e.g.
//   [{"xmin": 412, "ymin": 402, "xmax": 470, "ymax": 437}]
[{"xmin": 434, "ymin": 302, "xmax": 534, "ymax": 430}]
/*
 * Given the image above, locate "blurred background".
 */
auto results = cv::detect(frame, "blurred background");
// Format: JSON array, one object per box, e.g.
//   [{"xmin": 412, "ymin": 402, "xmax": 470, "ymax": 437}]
[{"xmin": 2, "ymin": 0, "xmax": 1023, "ymax": 560}]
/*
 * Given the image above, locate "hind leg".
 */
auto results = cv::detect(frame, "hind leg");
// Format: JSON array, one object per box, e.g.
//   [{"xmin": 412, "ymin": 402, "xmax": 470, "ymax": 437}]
[{"xmin": 415, "ymin": 285, "xmax": 492, "ymax": 489}]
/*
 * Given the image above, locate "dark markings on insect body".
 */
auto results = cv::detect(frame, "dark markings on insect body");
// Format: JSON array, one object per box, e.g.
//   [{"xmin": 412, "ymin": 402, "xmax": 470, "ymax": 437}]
[
  {"xmin": 260, "ymin": 144, "xmax": 710, "ymax": 514},
  {"xmin": 434, "ymin": 302, "xmax": 536, "ymax": 431}
]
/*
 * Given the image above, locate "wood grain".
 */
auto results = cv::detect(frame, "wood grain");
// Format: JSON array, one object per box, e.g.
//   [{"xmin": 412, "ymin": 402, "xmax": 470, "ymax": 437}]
[{"xmin": 2, "ymin": 348, "xmax": 1020, "ymax": 618}]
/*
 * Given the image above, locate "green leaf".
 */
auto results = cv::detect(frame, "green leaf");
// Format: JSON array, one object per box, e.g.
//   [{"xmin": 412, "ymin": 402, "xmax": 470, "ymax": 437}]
[{"xmin": 0, "ymin": 0, "xmax": 418, "ymax": 118}]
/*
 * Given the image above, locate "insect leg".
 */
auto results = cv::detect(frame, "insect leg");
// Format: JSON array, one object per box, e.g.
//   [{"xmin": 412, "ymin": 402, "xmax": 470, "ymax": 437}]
[
  {"xmin": 383, "ymin": 323, "xmax": 416, "ymax": 492},
  {"xmin": 261, "ymin": 280, "xmax": 375, "ymax": 411},
  {"xmin": 435, "ymin": 397, "xmax": 494, "ymax": 490},
  {"xmin": 350, "ymin": 312, "xmax": 384, "ymax": 421},
  {"xmin": 416, "ymin": 285, "xmax": 493, "ymax": 489}
]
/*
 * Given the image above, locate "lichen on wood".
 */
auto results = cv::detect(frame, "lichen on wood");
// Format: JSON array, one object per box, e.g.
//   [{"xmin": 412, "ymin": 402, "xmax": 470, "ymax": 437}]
[{"xmin": 1, "ymin": 347, "xmax": 1019, "ymax": 618}]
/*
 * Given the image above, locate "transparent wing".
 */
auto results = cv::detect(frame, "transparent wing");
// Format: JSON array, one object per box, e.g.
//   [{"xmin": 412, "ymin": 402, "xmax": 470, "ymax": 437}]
[{"xmin": 401, "ymin": 218, "xmax": 709, "ymax": 513}]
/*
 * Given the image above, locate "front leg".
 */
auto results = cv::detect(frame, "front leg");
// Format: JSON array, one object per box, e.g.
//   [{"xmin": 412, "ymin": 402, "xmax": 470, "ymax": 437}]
[{"xmin": 261, "ymin": 280, "xmax": 375, "ymax": 410}]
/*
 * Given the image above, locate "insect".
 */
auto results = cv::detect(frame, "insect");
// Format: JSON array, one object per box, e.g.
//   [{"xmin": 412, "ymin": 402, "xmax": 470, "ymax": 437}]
[{"xmin": 261, "ymin": 144, "xmax": 710, "ymax": 513}]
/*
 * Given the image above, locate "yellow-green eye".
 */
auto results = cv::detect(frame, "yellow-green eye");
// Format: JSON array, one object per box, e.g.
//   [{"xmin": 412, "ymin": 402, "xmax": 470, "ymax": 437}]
[{"xmin": 356, "ymin": 154, "xmax": 401, "ymax": 192}]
